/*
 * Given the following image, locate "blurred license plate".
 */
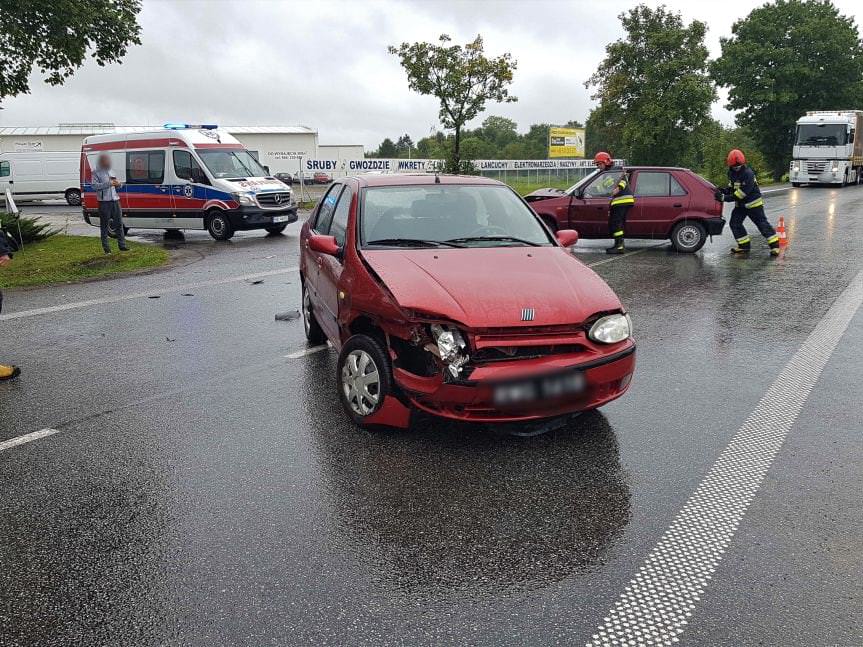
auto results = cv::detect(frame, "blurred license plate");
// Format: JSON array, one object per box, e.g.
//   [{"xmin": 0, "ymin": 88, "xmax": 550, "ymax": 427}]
[
  {"xmin": 493, "ymin": 369, "xmax": 585, "ymax": 406},
  {"xmin": 272, "ymin": 215, "xmax": 290, "ymax": 223}
]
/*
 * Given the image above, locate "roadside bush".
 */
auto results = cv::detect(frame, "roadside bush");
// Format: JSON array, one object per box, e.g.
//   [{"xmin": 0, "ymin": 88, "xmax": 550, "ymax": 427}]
[{"xmin": 0, "ymin": 212, "xmax": 60, "ymax": 245}]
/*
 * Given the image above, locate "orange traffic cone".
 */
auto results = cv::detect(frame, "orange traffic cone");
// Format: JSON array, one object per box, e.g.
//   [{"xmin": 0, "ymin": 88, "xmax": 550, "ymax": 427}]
[{"xmin": 777, "ymin": 216, "xmax": 788, "ymax": 247}]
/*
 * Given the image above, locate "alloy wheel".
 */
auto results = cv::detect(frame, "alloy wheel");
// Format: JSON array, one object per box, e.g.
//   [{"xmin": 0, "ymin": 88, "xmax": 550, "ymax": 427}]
[{"xmin": 341, "ymin": 349, "xmax": 380, "ymax": 416}]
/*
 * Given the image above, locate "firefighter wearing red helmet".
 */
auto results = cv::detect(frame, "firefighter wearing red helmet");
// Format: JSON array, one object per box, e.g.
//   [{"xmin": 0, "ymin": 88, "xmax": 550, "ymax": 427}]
[
  {"xmin": 594, "ymin": 151, "xmax": 635, "ymax": 254},
  {"xmin": 716, "ymin": 149, "xmax": 780, "ymax": 256}
]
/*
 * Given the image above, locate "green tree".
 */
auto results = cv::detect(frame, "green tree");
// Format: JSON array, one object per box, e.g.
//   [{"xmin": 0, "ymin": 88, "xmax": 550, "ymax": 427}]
[
  {"xmin": 711, "ymin": 0, "xmax": 863, "ymax": 179},
  {"xmin": 586, "ymin": 4, "xmax": 715, "ymax": 165},
  {"xmin": 376, "ymin": 138, "xmax": 397, "ymax": 158},
  {"xmin": 0, "ymin": 0, "xmax": 142, "ymax": 102},
  {"xmin": 389, "ymin": 34, "xmax": 517, "ymax": 171}
]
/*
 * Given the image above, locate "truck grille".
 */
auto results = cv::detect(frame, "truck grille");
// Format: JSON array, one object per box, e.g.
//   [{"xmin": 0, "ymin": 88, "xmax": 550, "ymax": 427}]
[
  {"xmin": 256, "ymin": 191, "xmax": 293, "ymax": 208},
  {"xmin": 805, "ymin": 161, "xmax": 827, "ymax": 173}
]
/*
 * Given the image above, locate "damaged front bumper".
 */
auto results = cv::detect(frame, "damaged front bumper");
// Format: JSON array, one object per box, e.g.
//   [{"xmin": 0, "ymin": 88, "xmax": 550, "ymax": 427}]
[{"xmin": 392, "ymin": 342, "xmax": 636, "ymax": 423}]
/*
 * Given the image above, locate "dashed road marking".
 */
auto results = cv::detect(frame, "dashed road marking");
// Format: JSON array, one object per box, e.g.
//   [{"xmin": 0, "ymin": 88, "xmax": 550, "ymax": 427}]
[
  {"xmin": 0, "ymin": 428, "xmax": 59, "ymax": 453},
  {"xmin": 587, "ymin": 267, "xmax": 863, "ymax": 647},
  {"xmin": 284, "ymin": 343, "xmax": 330, "ymax": 359},
  {"xmin": 0, "ymin": 267, "xmax": 300, "ymax": 321}
]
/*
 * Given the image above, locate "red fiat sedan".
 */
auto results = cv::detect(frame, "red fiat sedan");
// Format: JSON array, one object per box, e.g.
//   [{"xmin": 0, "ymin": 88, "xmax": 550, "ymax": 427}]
[
  {"xmin": 525, "ymin": 167, "xmax": 724, "ymax": 253},
  {"xmin": 300, "ymin": 174, "xmax": 635, "ymax": 429}
]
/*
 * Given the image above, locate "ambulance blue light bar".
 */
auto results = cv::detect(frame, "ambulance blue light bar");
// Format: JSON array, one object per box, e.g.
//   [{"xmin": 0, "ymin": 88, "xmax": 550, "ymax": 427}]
[{"xmin": 163, "ymin": 123, "xmax": 219, "ymax": 130}]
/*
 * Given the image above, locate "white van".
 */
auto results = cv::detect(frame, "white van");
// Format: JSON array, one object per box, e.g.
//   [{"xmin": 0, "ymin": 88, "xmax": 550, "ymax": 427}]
[
  {"xmin": 81, "ymin": 124, "xmax": 297, "ymax": 240},
  {"xmin": 0, "ymin": 151, "xmax": 82, "ymax": 205}
]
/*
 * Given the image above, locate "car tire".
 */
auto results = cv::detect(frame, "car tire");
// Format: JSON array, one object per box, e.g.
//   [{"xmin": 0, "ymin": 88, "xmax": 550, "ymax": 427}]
[
  {"xmin": 337, "ymin": 334, "xmax": 393, "ymax": 428},
  {"xmin": 792, "ymin": 182, "xmax": 801, "ymax": 187},
  {"xmin": 265, "ymin": 224, "xmax": 288, "ymax": 235},
  {"xmin": 670, "ymin": 220, "xmax": 707, "ymax": 253},
  {"xmin": 207, "ymin": 210, "xmax": 234, "ymax": 241},
  {"xmin": 302, "ymin": 282, "xmax": 326, "ymax": 345},
  {"xmin": 65, "ymin": 188, "xmax": 82, "ymax": 206}
]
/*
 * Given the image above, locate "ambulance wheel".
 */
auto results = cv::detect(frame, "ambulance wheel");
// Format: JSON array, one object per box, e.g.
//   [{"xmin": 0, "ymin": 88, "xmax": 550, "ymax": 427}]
[
  {"xmin": 670, "ymin": 221, "xmax": 707, "ymax": 253},
  {"xmin": 207, "ymin": 211, "xmax": 234, "ymax": 241},
  {"xmin": 792, "ymin": 182, "xmax": 801, "ymax": 187},
  {"xmin": 65, "ymin": 188, "xmax": 82, "ymax": 206},
  {"xmin": 106, "ymin": 219, "xmax": 129, "ymax": 239},
  {"xmin": 265, "ymin": 224, "xmax": 288, "ymax": 235}
]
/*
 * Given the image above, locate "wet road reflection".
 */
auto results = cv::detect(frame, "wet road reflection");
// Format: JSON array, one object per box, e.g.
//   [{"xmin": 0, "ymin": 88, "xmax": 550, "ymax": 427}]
[{"xmin": 303, "ymin": 358, "xmax": 631, "ymax": 601}]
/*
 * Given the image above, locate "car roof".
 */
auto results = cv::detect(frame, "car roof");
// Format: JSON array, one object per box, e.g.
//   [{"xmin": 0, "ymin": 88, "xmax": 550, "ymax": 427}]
[{"xmin": 343, "ymin": 173, "xmax": 503, "ymax": 188}]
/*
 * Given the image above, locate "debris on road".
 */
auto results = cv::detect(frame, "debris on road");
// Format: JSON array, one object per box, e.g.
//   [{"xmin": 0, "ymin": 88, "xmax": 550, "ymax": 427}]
[{"xmin": 275, "ymin": 309, "xmax": 301, "ymax": 321}]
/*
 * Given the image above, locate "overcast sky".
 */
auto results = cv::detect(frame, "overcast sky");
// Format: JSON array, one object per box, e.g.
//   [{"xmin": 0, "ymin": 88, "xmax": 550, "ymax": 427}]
[{"xmin": 3, "ymin": 0, "xmax": 863, "ymax": 148}]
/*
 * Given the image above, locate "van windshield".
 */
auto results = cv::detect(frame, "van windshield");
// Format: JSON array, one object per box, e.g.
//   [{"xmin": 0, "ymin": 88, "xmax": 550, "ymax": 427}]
[{"xmin": 197, "ymin": 150, "xmax": 268, "ymax": 179}]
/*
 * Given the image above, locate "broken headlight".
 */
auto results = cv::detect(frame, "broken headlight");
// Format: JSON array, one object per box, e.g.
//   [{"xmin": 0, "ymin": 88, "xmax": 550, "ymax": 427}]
[{"xmin": 429, "ymin": 323, "xmax": 469, "ymax": 378}]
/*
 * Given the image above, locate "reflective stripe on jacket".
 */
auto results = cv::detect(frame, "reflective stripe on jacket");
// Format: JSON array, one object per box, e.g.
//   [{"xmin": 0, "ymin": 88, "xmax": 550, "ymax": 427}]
[
  {"xmin": 727, "ymin": 165, "xmax": 762, "ymax": 209},
  {"xmin": 610, "ymin": 174, "xmax": 635, "ymax": 207}
]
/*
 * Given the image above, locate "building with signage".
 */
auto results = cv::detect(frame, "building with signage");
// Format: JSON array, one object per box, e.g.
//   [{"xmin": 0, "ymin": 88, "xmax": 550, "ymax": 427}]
[{"xmin": 0, "ymin": 124, "xmax": 361, "ymax": 175}]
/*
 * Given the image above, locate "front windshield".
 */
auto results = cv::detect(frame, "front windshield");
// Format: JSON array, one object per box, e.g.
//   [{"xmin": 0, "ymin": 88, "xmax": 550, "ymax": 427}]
[
  {"xmin": 564, "ymin": 167, "xmax": 601, "ymax": 194},
  {"xmin": 796, "ymin": 123, "xmax": 848, "ymax": 146},
  {"xmin": 361, "ymin": 185, "xmax": 553, "ymax": 248},
  {"xmin": 197, "ymin": 149, "xmax": 269, "ymax": 178}
]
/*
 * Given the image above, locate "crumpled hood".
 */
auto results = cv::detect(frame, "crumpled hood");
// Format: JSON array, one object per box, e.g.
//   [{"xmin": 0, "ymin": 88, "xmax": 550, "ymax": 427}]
[
  {"xmin": 361, "ymin": 247, "xmax": 622, "ymax": 328},
  {"xmin": 523, "ymin": 187, "xmax": 568, "ymax": 202}
]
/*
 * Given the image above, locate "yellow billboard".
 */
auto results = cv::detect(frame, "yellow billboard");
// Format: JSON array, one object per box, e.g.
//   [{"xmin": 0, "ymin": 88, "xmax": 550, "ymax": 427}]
[{"xmin": 548, "ymin": 127, "xmax": 585, "ymax": 158}]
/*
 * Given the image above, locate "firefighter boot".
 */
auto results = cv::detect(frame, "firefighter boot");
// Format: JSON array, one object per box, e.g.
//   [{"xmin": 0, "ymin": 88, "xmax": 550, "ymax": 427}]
[
  {"xmin": 606, "ymin": 235, "xmax": 625, "ymax": 255},
  {"xmin": 0, "ymin": 364, "xmax": 21, "ymax": 381},
  {"xmin": 731, "ymin": 236, "xmax": 751, "ymax": 254},
  {"xmin": 767, "ymin": 235, "xmax": 781, "ymax": 257}
]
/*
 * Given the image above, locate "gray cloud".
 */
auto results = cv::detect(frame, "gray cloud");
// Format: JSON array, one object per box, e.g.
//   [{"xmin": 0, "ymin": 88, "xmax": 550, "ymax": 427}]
[{"xmin": 3, "ymin": 0, "xmax": 863, "ymax": 148}]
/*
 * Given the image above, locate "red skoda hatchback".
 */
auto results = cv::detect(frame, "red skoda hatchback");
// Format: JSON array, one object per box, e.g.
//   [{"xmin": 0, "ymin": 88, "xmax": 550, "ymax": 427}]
[{"xmin": 300, "ymin": 174, "xmax": 635, "ymax": 429}]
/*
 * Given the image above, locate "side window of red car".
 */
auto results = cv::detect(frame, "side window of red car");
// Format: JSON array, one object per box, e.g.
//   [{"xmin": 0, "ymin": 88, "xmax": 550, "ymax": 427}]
[
  {"xmin": 314, "ymin": 184, "xmax": 343, "ymax": 234},
  {"xmin": 634, "ymin": 171, "xmax": 673, "ymax": 196},
  {"xmin": 329, "ymin": 186, "xmax": 352, "ymax": 248},
  {"xmin": 669, "ymin": 174, "xmax": 687, "ymax": 196}
]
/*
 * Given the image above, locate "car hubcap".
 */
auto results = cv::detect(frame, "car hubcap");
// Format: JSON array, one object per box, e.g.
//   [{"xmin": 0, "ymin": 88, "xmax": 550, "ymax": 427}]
[
  {"xmin": 302, "ymin": 289, "xmax": 312, "ymax": 336},
  {"xmin": 211, "ymin": 218, "xmax": 224, "ymax": 234},
  {"xmin": 341, "ymin": 350, "xmax": 380, "ymax": 416},
  {"xmin": 677, "ymin": 225, "xmax": 700, "ymax": 248}
]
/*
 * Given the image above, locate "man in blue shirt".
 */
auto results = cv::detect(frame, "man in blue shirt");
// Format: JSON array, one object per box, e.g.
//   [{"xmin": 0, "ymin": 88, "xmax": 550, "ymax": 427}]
[{"xmin": 91, "ymin": 154, "xmax": 129, "ymax": 254}]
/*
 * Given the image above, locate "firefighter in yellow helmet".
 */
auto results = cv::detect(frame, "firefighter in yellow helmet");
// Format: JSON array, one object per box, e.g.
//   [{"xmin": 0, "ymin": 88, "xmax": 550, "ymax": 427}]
[
  {"xmin": 594, "ymin": 152, "xmax": 635, "ymax": 254},
  {"xmin": 0, "ymin": 228, "xmax": 21, "ymax": 381}
]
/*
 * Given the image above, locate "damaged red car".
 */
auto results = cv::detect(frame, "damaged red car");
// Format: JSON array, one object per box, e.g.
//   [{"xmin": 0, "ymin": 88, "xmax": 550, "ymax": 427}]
[{"xmin": 300, "ymin": 174, "xmax": 635, "ymax": 429}]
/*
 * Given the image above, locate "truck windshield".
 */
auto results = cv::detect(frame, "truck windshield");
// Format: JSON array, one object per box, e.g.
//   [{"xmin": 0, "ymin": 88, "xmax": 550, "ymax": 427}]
[
  {"xmin": 796, "ymin": 124, "xmax": 848, "ymax": 146},
  {"xmin": 197, "ymin": 149, "xmax": 268, "ymax": 179}
]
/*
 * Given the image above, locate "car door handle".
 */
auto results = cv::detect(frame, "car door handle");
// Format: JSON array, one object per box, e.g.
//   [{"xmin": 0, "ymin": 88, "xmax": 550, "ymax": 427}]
[{"xmin": 673, "ymin": 203, "xmax": 683, "ymax": 208}]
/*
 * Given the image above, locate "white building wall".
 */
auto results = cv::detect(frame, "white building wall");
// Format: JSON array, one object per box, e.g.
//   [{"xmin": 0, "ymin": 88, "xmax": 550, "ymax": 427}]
[
  {"xmin": 231, "ymin": 132, "xmax": 319, "ymax": 174},
  {"xmin": 0, "ymin": 134, "xmax": 86, "ymax": 153}
]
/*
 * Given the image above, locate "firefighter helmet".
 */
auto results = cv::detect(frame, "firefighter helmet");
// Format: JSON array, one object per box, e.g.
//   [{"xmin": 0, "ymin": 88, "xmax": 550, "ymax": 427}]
[
  {"xmin": 726, "ymin": 149, "xmax": 746, "ymax": 167},
  {"xmin": 594, "ymin": 151, "xmax": 613, "ymax": 167}
]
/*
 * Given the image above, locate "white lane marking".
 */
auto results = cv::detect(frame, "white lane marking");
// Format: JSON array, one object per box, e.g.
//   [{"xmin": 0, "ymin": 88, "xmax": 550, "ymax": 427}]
[
  {"xmin": 587, "ymin": 267, "xmax": 863, "ymax": 647},
  {"xmin": 587, "ymin": 243, "xmax": 667, "ymax": 268},
  {"xmin": 284, "ymin": 343, "xmax": 330, "ymax": 359},
  {"xmin": 0, "ymin": 428, "xmax": 60, "ymax": 453},
  {"xmin": 0, "ymin": 267, "xmax": 299, "ymax": 321}
]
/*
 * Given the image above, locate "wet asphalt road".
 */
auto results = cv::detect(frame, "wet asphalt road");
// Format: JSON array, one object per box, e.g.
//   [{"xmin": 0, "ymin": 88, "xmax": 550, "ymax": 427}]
[{"xmin": 1, "ymin": 188, "xmax": 861, "ymax": 646}]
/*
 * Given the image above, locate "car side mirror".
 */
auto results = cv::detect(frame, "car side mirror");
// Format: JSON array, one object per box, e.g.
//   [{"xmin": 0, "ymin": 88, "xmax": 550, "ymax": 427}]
[
  {"xmin": 556, "ymin": 229, "xmax": 579, "ymax": 247},
  {"xmin": 309, "ymin": 234, "xmax": 340, "ymax": 256}
]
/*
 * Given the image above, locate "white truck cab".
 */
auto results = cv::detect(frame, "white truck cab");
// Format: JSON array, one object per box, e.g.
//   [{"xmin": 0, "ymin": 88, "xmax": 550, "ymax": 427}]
[
  {"xmin": 81, "ymin": 124, "xmax": 297, "ymax": 240},
  {"xmin": 790, "ymin": 110, "xmax": 863, "ymax": 187}
]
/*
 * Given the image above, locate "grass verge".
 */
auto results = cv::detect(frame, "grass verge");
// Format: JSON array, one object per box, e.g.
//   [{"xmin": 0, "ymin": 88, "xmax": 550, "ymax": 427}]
[{"xmin": 0, "ymin": 235, "xmax": 169, "ymax": 289}]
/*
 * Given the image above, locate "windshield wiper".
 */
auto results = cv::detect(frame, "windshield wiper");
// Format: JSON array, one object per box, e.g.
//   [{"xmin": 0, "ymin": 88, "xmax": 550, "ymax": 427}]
[
  {"xmin": 445, "ymin": 235, "xmax": 541, "ymax": 247},
  {"xmin": 366, "ymin": 238, "xmax": 465, "ymax": 248}
]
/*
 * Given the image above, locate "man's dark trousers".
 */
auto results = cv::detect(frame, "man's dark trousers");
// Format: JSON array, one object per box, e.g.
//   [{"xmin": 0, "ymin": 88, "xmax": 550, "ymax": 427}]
[{"xmin": 99, "ymin": 199, "xmax": 126, "ymax": 253}]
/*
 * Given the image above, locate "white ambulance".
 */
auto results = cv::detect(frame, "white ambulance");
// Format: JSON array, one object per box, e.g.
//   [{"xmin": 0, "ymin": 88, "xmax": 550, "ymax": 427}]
[{"xmin": 80, "ymin": 124, "xmax": 297, "ymax": 240}]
